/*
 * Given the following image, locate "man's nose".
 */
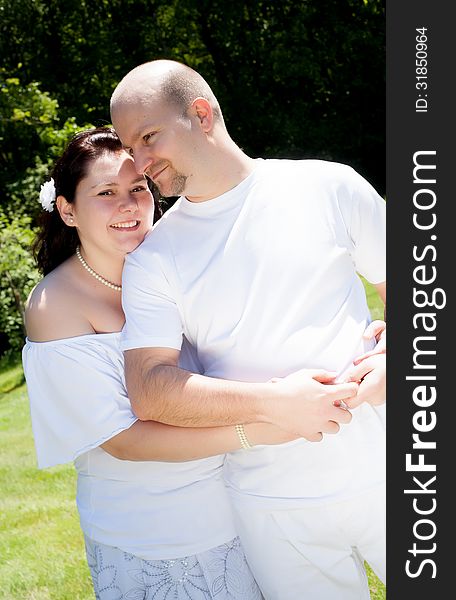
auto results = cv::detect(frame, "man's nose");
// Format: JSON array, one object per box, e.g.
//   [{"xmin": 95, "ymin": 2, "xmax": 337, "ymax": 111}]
[{"xmin": 133, "ymin": 148, "xmax": 153, "ymax": 175}]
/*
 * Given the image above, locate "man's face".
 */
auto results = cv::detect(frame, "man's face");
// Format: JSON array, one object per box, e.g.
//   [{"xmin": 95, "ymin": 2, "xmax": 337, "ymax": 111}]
[{"xmin": 112, "ymin": 95, "xmax": 202, "ymax": 198}]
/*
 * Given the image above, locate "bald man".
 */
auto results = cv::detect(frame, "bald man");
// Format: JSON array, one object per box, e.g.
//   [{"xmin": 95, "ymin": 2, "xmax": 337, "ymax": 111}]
[{"xmin": 111, "ymin": 60, "xmax": 386, "ymax": 600}]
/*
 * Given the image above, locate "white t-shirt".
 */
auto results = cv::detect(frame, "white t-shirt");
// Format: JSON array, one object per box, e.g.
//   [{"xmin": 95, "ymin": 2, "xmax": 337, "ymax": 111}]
[
  {"xmin": 121, "ymin": 159, "xmax": 386, "ymax": 506},
  {"xmin": 22, "ymin": 333, "xmax": 237, "ymax": 558}
]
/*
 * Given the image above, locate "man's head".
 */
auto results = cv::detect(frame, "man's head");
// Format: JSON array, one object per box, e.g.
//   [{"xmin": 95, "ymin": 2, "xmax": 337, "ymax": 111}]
[
  {"xmin": 111, "ymin": 60, "xmax": 222, "ymax": 123},
  {"xmin": 110, "ymin": 60, "xmax": 225, "ymax": 199}
]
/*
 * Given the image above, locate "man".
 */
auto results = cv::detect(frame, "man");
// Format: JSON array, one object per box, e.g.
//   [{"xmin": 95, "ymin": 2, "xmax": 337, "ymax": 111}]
[{"xmin": 111, "ymin": 60, "xmax": 386, "ymax": 599}]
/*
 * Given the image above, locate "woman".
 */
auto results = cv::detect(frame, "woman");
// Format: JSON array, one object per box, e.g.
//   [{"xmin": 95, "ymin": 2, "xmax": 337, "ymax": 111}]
[{"xmin": 23, "ymin": 127, "xmax": 295, "ymax": 599}]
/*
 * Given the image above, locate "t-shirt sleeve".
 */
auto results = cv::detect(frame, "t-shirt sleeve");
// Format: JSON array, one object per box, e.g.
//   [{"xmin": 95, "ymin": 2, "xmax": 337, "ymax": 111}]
[
  {"xmin": 22, "ymin": 338, "xmax": 137, "ymax": 469},
  {"xmin": 334, "ymin": 165, "xmax": 386, "ymax": 284},
  {"xmin": 120, "ymin": 248, "xmax": 183, "ymax": 352}
]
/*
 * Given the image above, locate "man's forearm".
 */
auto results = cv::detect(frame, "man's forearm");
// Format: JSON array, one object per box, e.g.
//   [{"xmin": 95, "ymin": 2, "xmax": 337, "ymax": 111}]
[
  {"xmin": 125, "ymin": 349, "xmax": 357, "ymax": 439},
  {"xmin": 128, "ymin": 362, "xmax": 273, "ymax": 426}
]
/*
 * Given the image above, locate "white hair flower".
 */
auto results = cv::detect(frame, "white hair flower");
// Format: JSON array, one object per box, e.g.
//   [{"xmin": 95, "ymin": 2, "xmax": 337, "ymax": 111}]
[{"xmin": 39, "ymin": 178, "xmax": 56, "ymax": 212}]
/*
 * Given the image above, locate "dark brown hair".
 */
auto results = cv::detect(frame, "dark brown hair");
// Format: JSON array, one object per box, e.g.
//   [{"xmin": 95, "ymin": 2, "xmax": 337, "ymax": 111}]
[{"xmin": 33, "ymin": 127, "xmax": 161, "ymax": 274}]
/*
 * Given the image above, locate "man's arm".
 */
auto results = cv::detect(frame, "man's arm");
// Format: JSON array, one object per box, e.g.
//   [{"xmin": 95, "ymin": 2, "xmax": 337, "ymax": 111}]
[{"xmin": 125, "ymin": 347, "xmax": 357, "ymax": 442}]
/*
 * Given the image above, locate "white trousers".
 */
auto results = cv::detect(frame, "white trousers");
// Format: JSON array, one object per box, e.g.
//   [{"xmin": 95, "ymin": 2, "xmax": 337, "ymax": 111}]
[{"xmin": 229, "ymin": 484, "xmax": 385, "ymax": 600}]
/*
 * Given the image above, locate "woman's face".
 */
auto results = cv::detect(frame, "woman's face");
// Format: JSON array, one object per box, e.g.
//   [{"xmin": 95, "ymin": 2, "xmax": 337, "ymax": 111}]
[{"xmin": 71, "ymin": 150, "xmax": 155, "ymax": 256}]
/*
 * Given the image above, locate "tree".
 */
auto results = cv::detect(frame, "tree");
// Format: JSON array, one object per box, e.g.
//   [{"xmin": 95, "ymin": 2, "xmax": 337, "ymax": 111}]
[
  {"xmin": 0, "ymin": 0, "xmax": 385, "ymax": 191},
  {"xmin": 191, "ymin": 0, "xmax": 385, "ymax": 191},
  {"xmin": 0, "ymin": 72, "xmax": 90, "ymax": 215},
  {"xmin": 0, "ymin": 74, "xmax": 58, "ymax": 203}
]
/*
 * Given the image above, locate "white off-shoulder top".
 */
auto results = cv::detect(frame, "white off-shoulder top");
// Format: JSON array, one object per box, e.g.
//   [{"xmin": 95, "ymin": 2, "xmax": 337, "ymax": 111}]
[{"xmin": 22, "ymin": 333, "xmax": 236, "ymax": 559}]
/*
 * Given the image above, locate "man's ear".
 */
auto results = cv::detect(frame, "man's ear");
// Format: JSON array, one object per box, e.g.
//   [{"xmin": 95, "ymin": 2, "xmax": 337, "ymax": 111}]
[
  {"xmin": 56, "ymin": 195, "xmax": 77, "ymax": 227},
  {"xmin": 190, "ymin": 97, "xmax": 214, "ymax": 133}
]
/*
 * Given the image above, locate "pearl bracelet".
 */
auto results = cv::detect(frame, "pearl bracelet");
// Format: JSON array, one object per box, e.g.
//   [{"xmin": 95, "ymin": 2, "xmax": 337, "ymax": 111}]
[{"xmin": 235, "ymin": 424, "xmax": 252, "ymax": 449}]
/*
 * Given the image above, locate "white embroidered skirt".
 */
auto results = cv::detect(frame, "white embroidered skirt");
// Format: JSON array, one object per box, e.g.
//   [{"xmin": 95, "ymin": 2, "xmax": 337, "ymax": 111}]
[{"xmin": 84, "ymin": 535, "xmax": 263, "ymax": 599}]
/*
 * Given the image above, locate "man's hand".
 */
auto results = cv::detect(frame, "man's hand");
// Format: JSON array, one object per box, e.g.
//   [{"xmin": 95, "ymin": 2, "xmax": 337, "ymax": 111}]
[
  {"xmin": 343, "ymin": 354, "xmax": 386, "ymax": 409},
  {"xmin": 268, "ymin": 369, "xmax": 356, "ymax": 442}
]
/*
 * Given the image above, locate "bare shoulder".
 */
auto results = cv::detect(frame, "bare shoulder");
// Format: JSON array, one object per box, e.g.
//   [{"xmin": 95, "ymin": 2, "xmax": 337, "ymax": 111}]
[{"xmin": 25, "ymin": 261, "xmax": 94, "ymax": 342}]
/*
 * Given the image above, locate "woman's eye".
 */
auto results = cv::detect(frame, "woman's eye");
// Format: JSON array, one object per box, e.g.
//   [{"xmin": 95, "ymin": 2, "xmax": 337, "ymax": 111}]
[
  {"xmin": 132, "ymin": 186, "xmax": 147, "ymax": 193},
  {"xmin": 98, "ymin": 190, "xmax": 113, "ymax": 196}
]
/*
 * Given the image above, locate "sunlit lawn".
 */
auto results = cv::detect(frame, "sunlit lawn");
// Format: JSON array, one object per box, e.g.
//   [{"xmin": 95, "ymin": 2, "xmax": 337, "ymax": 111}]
[
  {"xmin": 0, "ymin": 381, "xmax": 93, "ymax": 599},
  {"xmin": 0, "ymin": 279, "xmax": 385, "ymax": 599}
]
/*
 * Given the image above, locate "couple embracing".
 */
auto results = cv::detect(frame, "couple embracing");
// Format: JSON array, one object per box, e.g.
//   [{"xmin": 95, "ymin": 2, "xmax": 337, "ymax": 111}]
[{"xmin": 24, "ymin": 59, "xmax": 386, "ymax": 600}]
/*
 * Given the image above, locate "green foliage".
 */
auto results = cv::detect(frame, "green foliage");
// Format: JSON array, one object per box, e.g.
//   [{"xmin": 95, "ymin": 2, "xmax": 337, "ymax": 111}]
[
  {"xmin": 0, "ymin": 0, "xmax": 385, "ymax": 190},
  {"xmin": 0, "ymin": 73, "xmax": 59, "ymax": 194},
  {"xmin": 0, "ymin": 72, "xmax": 90, "ymax": 215},
  {"xmin": 192, "ymin": 0, "xmax": 385, "ymax": 190},
  {"xmin": 0, "ymin": 212, "xmax": 40, "ymax": 353},
  {"xmin": 6, "ymin": 116, "xmax": 89, "ymax": 218},
  {"xmin": 0, "ymin": 74, "xmax": 91, "ymax": 356}
]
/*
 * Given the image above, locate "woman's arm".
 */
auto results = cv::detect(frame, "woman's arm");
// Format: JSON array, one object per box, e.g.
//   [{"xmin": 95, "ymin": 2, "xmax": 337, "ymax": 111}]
[{"xmin": 101, "ymin": 420, "xmax": 299, "ymax": 462}]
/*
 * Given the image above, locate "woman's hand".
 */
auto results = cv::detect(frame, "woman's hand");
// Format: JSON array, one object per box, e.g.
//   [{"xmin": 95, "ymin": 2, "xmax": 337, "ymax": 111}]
[
  {"xmin": 344, "ymin": 353, "xmax": 386, "ymax": 409},
  {"xmin": 353, "ymin": 320, "xmax": 386, "ymax": 365}
]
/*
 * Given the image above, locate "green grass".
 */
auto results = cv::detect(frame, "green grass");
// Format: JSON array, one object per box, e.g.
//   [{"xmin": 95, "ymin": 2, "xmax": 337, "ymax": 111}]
[
  {"xmin": 367, "ymin": 566, "xmax": 386, "ymax": 600},
  {"xmin": 0, "ymin": 383, "xmax": 93, "ymax": 599},
  {"xmin": 0, "ymin": 279, "xmax": 385, "ymax": 598},
  {"xmin": 362, "ymin": 276, "xmax": 385, "ymax": 322},
  {"xmin": 0, "ymin": 362, "xmax": 24, "ymax": 394}
]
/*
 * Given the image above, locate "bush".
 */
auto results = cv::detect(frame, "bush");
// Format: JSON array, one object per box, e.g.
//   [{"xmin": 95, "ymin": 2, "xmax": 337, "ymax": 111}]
[{"xmin": 0, "ymin": 212, "xmax": 40, "ymax": 354}]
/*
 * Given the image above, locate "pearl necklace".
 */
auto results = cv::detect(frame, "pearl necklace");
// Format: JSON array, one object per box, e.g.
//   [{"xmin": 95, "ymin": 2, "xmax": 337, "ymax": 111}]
[{"xmin": 75, "ymin": 246, "xmax": 122, "ymax": 291}]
